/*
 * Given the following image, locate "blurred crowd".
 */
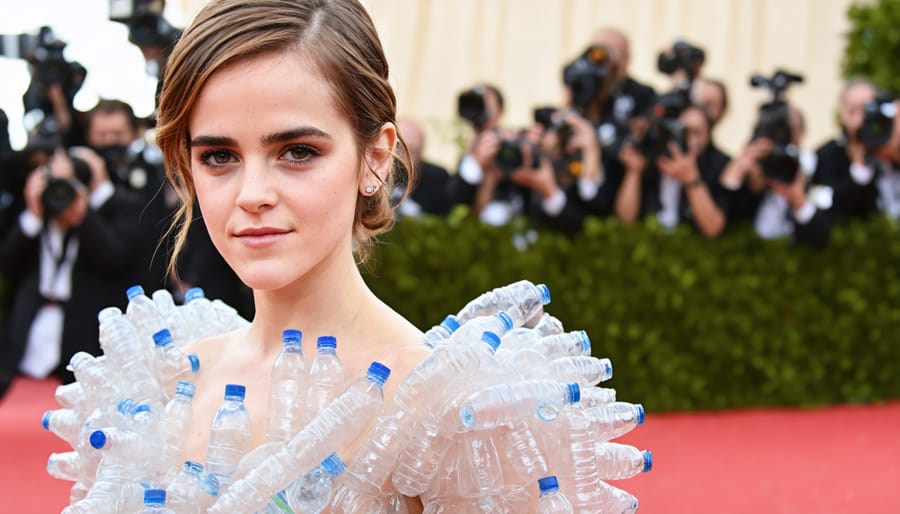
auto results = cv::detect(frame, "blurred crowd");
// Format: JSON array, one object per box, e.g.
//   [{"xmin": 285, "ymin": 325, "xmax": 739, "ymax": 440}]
[
  {"xmin": 0, "ymin": 7, "xmax": 252, "ymax": 397},
  {"xmin": 394, "ymin": 29, "xmax": 900, "ymax": 251},
  {"xmin": 0, "ymin": 6, "xmax": 898, "ymax": 398}
]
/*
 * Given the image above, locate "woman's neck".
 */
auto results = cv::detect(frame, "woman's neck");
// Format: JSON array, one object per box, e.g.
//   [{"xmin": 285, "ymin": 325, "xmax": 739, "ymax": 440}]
[{"xmin": 246, "ymin": 251, "xmax": 374, "ymax": 356}]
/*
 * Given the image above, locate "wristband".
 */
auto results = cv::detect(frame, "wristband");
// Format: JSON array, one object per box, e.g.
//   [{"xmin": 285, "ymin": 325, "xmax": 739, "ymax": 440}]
[{"xmin": 685, "ymin": 177, "xmax": 704, "ymax": 190}]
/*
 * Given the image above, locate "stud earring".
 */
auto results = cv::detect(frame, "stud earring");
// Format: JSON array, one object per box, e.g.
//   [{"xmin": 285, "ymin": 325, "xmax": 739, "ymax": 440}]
[{"xmin": 365, "ymin": 184, "xmax": 376, "ymax": 194}]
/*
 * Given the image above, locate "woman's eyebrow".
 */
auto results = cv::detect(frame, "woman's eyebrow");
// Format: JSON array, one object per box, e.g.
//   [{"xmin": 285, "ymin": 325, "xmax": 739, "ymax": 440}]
[{"xmin": 260, "ymin": 126, "xmax": 332, "ymax": 146}]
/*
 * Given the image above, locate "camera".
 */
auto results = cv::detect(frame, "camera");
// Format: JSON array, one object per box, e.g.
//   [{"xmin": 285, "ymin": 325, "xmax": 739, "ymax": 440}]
[
  {"xmin": 563, "ymin": 45, "xmax": 615, "ymax": 111},
  {"xmin": 458, "ymin": 86, "xmax": 491, "ymax": 126},
  {"xmin": 41, "ymin": 153, "xmax": 93, "ymax": 218},
  {"xmin": 533, "ymin": 107, "xmax": 583, "ymax": 177},
  {"xmin": 858, "ymin": 93, "xmax": 896, "ymax": 151},
  {"xmin": 0, "ymin": 26, "xmax": 83, "ymax": 87},
  {"xmin": 749, "ymin": 69, "xmax": 804, "ymax": 182},
  {"xmin": 495, "ymin": 134, "xmax": 542, "ymax": 176},
  {"xmin": 636, "ymin": 89, "xmax": 689, "ymax": 161},
  {"xmin": 657, "ymin": 39, "xmax": 705, "ymax": 82},
  {"xmin": 109, "ymin": 0, "xmax": 180, "ymax": 49}
]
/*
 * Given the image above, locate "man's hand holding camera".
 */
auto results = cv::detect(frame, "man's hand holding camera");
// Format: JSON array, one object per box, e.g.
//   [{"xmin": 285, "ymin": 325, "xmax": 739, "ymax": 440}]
[{"xmin": 657, "ymin": 141, "xmax": 699, "ymax": 186}]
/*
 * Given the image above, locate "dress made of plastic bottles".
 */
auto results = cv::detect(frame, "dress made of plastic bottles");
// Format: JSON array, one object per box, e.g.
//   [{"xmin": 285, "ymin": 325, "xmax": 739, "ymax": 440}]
[
  {"xmin": 166, "ymin": 460, "xmax": 204, "ymax": 514},
  {"xmin": 143, "ymin": 488, "xmax": 176, "ymax": 513},
  {"xmin": 46, "ymin": 280, "xmax": 652, "ymax": 513},
  {"xmin": 536, "ymin": 475, "xmax": 574, "ymax": 514},
  {"xmin": 455, "ymin": 280, "xmax": 552, "ymax": 327},
  {"xmin": 152, "ymin": 329, "xmax": 200, "ymax": 398},
  {"xmin": 152, "ymin": 289, "xmax": 192, "ymax": 346},
  {"xmin": 265, "ymin": 329, "xmax": 309, "ymax": 443},
  {"xmin": 306, "ymin": 335, "xmax": 345, "ymax": 421},
  {"xmin": 283, "ymin": 451, "xmax": 347, "ymax": 514},
  {"xmin": 125, "ymin": 285, "xmax": 167, "ymax": 342},
  {"xmin": 208, "ymin": 362, "xmax": 391, "ymax": 514},
  {"xmin": 205, "ymin": 384, "xmax": 252, "ymax": 495}
]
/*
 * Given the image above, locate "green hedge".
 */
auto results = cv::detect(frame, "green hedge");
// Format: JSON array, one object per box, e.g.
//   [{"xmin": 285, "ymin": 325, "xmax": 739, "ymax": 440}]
[
  {"xmin": 362, "ymin": 211, "xmax": 900, "ymax": 412},
  {"xmin": 843, "ymin": 0, "xmax": 900, "ymax": 93}
]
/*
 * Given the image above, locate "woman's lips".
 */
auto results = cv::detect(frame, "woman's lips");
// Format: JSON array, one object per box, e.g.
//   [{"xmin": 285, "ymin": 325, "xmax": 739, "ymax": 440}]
[{"xmin": 234, "ymin": 227, "xmax": 290, "ymax": 248}]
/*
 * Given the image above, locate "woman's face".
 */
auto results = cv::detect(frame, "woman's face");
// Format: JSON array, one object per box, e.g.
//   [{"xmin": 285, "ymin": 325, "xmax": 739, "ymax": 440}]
[{"xmin": 188, "ymin": 51, "xmax": 365, "ymax": 291}]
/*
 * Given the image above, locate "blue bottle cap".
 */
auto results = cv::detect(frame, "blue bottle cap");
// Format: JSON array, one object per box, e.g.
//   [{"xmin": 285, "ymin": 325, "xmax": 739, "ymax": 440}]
[
  {"xmin": 134, "ymin": 404, "xmax": 152, "ymax": 416},
  {"xmin": 185, "ymin": 287, "xmax": 205, "ymax": 303},
  {"xmin": 495, "ymin": 311, "xmax": 514, "ymax": 332},
  {"xmin": 144, "ymin": 488, "xmax": 166, "ymax": 506},
  {"xmin": 153, "ymin": 328, "xmax": 173, "ymax": 347},
  {"xmin": 366, "ymin": 361, "xmax": 391, "ymax": 385},
  {"xmin": 481, "ymin": 331, "xmax": 501, "ymax": 352},
  {"xmin": 538, "ymin": 475, "xmax": 559, "ymax": 493},
  {"xmin": 537, "ymin": 283, "xmax": 551, "ymax": 305},
  {"xmin": 282, "ymin": 329, "xmax": 302, "ymax": 344},
  {"xmin": 317, "ymin": 336, "xmax": 337, "ymax": 350},
  {"xmin": 176, "ymin": 381, "xmax": 196, "ymax": 399},
  {"xmin": 41, "ymin": 411, "xmax": 51, "ymax": 430},
  {"xmin": 636, "ymin": 403, "xmax": 645, "ymax": 425},
  {"xmin": 117, "ymin": 398, "xmax": 136, "ymax": 414},
  {"xmin": 567, "ymin": 383, "xmax": 581, "ymax": 404},
  {"xmin": 601, "ymin": 358, "xmax": 613, "ymax": 380},
  {"xmin": 577, "ymin": 330, "xmax": 591, "ymax": 354},
  {"xmin": 321, "ymin": 452, "xmax": 346, "ymax": 477},
  {"xmin": 642, "ymin": 450, "xmax": 653, "ymax": 472},
  {"xmin": 224, "ymin": 384, "xmax": 246, "ymax": 400},
  {"xmin": 89, "ymin": 430, "xmax": 108, "ymax": 449},
  {"xmin": 188, "ymin": 354, "xmax": 201, "ymax": 373},
  {"xmin": 126, "ymin": 285, "xmax": 145, "ymax": 300},
  {"xmin": 184, "ymin": 460, "xmax": 204, "ymax": 475},
  {"xmin": 441, "ymin": 315, "xmax": 461, "ymax": 333}
]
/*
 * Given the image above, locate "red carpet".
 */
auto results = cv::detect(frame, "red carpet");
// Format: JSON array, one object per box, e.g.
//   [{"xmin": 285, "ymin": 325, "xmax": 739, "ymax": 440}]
[{"xmin": 2, "ymin": 377, "xmax": 899, "ymax": 513}]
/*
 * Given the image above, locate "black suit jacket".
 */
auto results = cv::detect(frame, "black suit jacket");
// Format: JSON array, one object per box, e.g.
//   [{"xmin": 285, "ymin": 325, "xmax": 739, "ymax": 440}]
[
  {"xmin": 0, "ymin": 188, "xmax": 142, "ymax": 393},
  {"xmin": 813, "ymin": 138, "xmax": 879, "ymax": 220}
]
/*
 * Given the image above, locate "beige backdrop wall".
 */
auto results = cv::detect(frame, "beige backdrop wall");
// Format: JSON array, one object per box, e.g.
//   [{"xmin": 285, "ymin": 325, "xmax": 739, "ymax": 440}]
[{"xmin": 180, "ymin": 0, "xmax": 863, "ymax": 170}]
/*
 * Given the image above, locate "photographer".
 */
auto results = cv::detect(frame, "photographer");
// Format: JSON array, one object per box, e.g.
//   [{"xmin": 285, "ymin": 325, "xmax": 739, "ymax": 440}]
[
  {"xmin": 83, "ymin": 99, "xmax": 173, "ymax": 289},
  {"xmin": 393, "ymin": 117, "xmax": 452, "ymax": 218},
  {"xmin": 447, "ymin": 84, "xmax": 582, "ymax": 234},
  {"xmin": 722, "ymin": 105, "xmax": 832, "ymax": 247},
  {"xmin": 812, "ymin": 78, "xmax": 880, "ymax": 221},
  {"xmin": 0, "ymin": 147, "xmax": 141, "ymax": 393},
  {"xmin": 868, "ymin": 97, "xmax": 900, "ymax": 218},
  {"xmin": 614, "ymin": 104, "xmax": 728, "ymax": 238},
  {"xmin": 590, "ymin": 28, "xmax": 657, "ymax": 127}
]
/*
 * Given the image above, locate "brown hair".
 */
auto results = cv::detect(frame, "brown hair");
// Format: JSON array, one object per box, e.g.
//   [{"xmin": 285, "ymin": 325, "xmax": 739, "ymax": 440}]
[{"xmin": 155, "ymin": 0, "xmax": 412, "ymax": 277}]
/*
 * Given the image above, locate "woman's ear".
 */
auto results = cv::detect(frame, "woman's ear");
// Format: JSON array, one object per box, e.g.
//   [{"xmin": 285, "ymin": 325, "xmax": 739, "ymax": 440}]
[{"xmin": 359, "ymin": 122, "xmax": 398, "ymax": 196}]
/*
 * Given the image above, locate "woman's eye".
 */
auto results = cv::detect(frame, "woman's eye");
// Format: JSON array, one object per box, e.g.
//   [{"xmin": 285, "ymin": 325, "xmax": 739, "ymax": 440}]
[
  {"xmin": 284, "ymin": 145, "xmax": 319, "ymax": 163},
  {"xmin": 200, "ymin": 150, "xmax": 236, "ymax": 166}
]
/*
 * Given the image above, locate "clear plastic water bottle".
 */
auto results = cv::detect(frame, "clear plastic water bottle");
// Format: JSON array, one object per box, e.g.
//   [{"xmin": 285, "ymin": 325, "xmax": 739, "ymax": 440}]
[
  {"xmin": 42, "ymin": 408, "xmax": 83, "ymax": 448},
  {"xmin": 47, "ymin": 451, "xmax": 85, "ymax": 482},
  {"xmin": 455, "ymin": 280, "xmax": 551, "ymax": 327},
  {"xmin": 182, "ymin": 288, "xmax": 219, "ymax": 338},
  {"xmin": 285, "ymin": 452, "xmax": 346, "ymax": 514},
  {"xmin": 54, "ymin": 382, "xmax": 86, "ymax": 410},
  {"xmin": 266, "ymin": 329, "xmax": 308, "ymax": 443},
  {"xmin": 152, "ymin": 329, "xmax": 200, "ymax": 397},
  {"xmin": 536, "ymin": 475, "xmax": 574, "ymax": 514},
  {"xmin": 422, "ymin": 314, "xmax": 461, "ymax": 348},
  {"xmin": 209, "ymin": 363, "xmax": 390, "ymax": 514},
  {"xmin": 211, "ymin": 299, "xmax": 251, "ymax": 331},
  {"xmin": 455, "ymin": 431, "xmax": 503, "ymax": 497},
  {"xmin": 597, "ymin": 480, "xmax": 639, "ymax": 513},
  {"xmin": 97, "ymin": 307, "xmax": 161, "ymax": 404},
  {"xmin": 205, "ymin": 384, "xmax": 252, "ymax": 494},
  {"xmin": 143, "ymin": 488, "xmax": 175, "ymax": 513},
  {"xmin": 443, "ymin": 311, "xmax": 513, "ymax": 348},
  {"xmin": 166, "ymin": 460, "xmax": 204, "ymax": 514},
  {"xmin": 152, "ymin": 289, "xmax": 192, "ymax": 346},
  {"xmin": 585, "ymin": 402, "xmax": 645, "ymax": 441},
  {"xmin": 125, "ymin": 285, "xmax": 167, "ymax": 339},
  {"xmin": 535, "ymin": 331, "xmax": 591, "ymax": 358},
  {"xmin": 497, "ymin": 418, "xmax": 548, "ymax": 482},
  {"xmin": 306, "ymin": 335, "xmax": 345, "ymax": 421},
  {"xmin": 391, "ymin": 331, "xmax": 504, "ymax": 497},
  {"xmin": 532, "ymin": 313, "xmax": 565, "ymax": 336},
  {"xmin": 67, "ymin": 352, "xmax": 112, "ymax": 402},
  {"xmin": 593, "ymin": 442, "xmax": 652, "ymax": 479},
  {"xmin": 158, "ymin": 381, "xmax": 196, "ymax": 476},
  {"xmin": 541, "ymin": 356, "xmax": 613, "ymax": 386},
  {"xmin": 458, "ymin": 379, "xmax": 581, "ymax": 431},
  {"xmin": 579, "ymin": 386, "xmax": 617, "ymax": 407},
  {"xmin": 566, "ymin": 406, "xmax": 604, "ymax": 512}
]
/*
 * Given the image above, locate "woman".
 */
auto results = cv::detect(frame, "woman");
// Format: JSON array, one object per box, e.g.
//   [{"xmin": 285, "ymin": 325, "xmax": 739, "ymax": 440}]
[{"xmin": 155, "ymin": 0, "xmax": 429, "ymax": 509}]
